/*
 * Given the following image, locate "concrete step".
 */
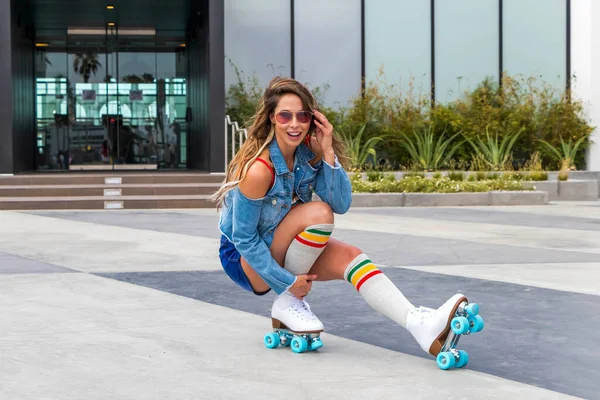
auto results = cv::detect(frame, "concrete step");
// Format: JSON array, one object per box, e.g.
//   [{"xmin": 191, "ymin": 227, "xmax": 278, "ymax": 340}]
[
  {"xmin": 0, "ymin": 195, "xmax": 214, "ymax": 210},
  {"xmin": 0, "ymin": 183, "xmax": 221, "ymax": 197},
  {"xmin": 0, "ymin": 172, "xmax": 226, "ymax": 186}
]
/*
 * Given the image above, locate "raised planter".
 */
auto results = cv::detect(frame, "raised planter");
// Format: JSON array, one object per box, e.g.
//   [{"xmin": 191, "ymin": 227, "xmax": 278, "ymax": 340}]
[
  {"xmin": 350, "ymin": 191, "xmax": 548, "ymax": 207},
  {"xmin": 351, "ymin": 193, "xmax": 405, "ymax": 207},
  {"xmin": 490, "ymin": 191, "xmax": 548, "ymax": 206},
  {"xmin": 547, "ymin": 170, "xmax": 600, "ymax": 182},
  {"xmin": 522, "ymin": 181, "xmax": 559, "ymax": 201},
  {"xmin": 356, "ymin": 171, "xmax": 599, "ymax": 201},
  {"xmin": 403, "ymin": 192, "xmax": 489, "ymax": 207},
  {"xmin": 525, "ymin": 179, "xmax": 598, "ymax": 201},
  {"xmin": 558, "ymin": 180, "xmax": 598, "ymax": 201},
  {"xmin": 546, "ymin": 171, "xmax": 600, "ymax": 197}
]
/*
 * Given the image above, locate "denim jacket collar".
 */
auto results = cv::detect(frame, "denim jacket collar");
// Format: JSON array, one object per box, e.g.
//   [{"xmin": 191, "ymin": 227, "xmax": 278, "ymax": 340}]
[{"xmin": 268, "ymin": 138, "xmax": 316, "ymax": 175}]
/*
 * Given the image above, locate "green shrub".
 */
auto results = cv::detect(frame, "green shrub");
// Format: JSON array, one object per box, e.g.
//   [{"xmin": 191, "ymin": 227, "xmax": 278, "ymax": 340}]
[
  {"xmin": 558, "ymin": 171, "xmax": 569, "ymax": 181},
  {"xmin": 350, "ymin": 173, "xmax": 363, "ymax": 183},
  {"xmin": 402, "ymin": 171, "xmax": 425, "ymax": 179},
  {"xmin": 366, "ymin": 170, "xmax": 384, "ymax": 182},
  {"xmin": 432, "ymin": 172, "xmax": 443, "ymax": 179},
  {"xmin": 224, "ymin": 61, "xmax": 263, "ymax": 128},
  {"xmin": 537, "ymin": 135, "xmax": 587, "ymax": 172},
  {"xmin": 351, "ymin": 175, "xmax": 528, "ymax": 193},
  {"xmin": 463, "ymin": 125, "xmax": 524, "ymax": 171},
  {"xmin": 486, "ymin": 172, "xmax": 501, "ymax": 180},
  {"xmin": 529, "ymin": 171, "xmax": 548, "ymax": 181},
  {"xmin": 447, "ymin": 171, "xmax": 464, "ymax": 181},
  {"xmin": 398, "ymin": 124, "xmax": 464, "ymax": 171},
  {"xmin": 475, "ymin": 171, "xmax": 487, "ymax": 181},
  {"xmin": 338, "ymin": 124, "xmax": 387, "ymax": 171},
  {"xmin": 224, "ymin": 67, "xmax": 593, "ymax": 171},
  {"xmin": 503, "ymin": 172, "xmax": 527, "ymax": 181}
]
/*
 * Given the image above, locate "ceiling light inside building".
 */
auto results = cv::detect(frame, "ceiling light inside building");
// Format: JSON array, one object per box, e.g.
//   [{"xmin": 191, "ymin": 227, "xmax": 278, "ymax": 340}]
[{"xmin": 68, "ymin": 27, "xmax": 156, "ymax": 36}]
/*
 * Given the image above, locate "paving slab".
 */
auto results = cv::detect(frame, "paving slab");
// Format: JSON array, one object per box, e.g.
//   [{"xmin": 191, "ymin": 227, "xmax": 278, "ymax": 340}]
[
  {"xmin": 350, "ymin": 205, "xmax": 600, "ymax": 231},
  {"xmin": 0, "ymin": 251, "xmax": 75, "ymax": 274},
  {"xmin": 98, "ymin": 268, "xmax": 598, "ymax": 399},
  {"xmin": 1, "ymin": 206, "xmax": 598, "ymax": 399},
  {"xmin": 0, "ymin": 273, "xmax": 580, "ymax": 400}
]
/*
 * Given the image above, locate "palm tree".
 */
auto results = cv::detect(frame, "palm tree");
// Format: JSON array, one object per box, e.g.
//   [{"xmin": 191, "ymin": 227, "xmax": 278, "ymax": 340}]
[{"xmin": 73, "ymin": 53, "xmax": 101, "ymax": 83}]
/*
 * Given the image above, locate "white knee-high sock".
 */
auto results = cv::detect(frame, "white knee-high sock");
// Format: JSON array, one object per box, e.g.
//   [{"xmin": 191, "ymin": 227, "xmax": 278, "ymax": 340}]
[
  {"xmin": 284, "ymin": 223, "xmax": 334, "ymax": 275},
  {"xmin": 344, "ymin": 253, "xmax": 415, "ymax": 329}
]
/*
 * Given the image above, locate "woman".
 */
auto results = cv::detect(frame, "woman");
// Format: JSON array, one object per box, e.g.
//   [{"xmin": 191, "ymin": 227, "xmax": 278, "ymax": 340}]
[{"xmin": 213, "ymin": 77, "xmax": 477, "ymax": 362}]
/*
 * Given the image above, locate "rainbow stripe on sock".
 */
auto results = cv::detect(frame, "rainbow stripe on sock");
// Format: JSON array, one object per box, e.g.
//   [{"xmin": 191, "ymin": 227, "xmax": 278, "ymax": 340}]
[
  {"xmin": 295, "ymin": 228, "xmax": 331, "ymax": 248},
  {"xmin": 346, "ymin": 258, "xmax": 382, "ymax": 291}
]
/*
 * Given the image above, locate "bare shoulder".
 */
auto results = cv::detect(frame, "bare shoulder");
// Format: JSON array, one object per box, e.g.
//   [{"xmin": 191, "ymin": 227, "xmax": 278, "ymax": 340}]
[{"xmin": 239, "ymin": 153, "xmax": 273, "ymax": 199}]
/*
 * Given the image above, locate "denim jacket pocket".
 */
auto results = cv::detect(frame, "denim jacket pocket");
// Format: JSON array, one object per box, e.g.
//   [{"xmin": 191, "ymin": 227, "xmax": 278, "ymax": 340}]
[
  {"xmin": 297, "ymin": 167, "xmax": 317, "ymax": 203},
  {"xmin": 260, "ymin": 191, "xmax": 287, "ymax": 226}
]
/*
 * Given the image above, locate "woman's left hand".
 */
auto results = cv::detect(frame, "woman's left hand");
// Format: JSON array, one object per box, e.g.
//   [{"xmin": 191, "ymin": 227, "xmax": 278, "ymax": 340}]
[{"xmin": 311, "ymin": 110, "xmax": 335, "ymax": 161}]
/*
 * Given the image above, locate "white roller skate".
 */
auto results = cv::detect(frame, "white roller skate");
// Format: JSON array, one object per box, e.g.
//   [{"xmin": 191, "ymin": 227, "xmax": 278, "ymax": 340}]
[
  {"xmin": 263, "ymin": 291, "xmax": 324, "ymax": 353},
  {"xmin": 406, "ymin": 293, "xmax": 484, "ymax": 370}
]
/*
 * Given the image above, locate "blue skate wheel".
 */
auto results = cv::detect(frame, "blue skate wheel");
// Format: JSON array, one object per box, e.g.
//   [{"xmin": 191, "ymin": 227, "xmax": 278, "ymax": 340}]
[
  {"xmin": 469, "ymin": 315, "xmax": 484, "ymax": 333},
  {"xmin": 451, "ymin": 316, "xmax": 470, "ymax": 335},
  {"xmin": 264, "ymin": 332, "xmax": 280, "ymax": 349},
  {"xmin": 310, "ymin": 337, "xmax": 323, "ymax": 351},
  {"xmin": 436, "ymin": 352, "xmax": 456, "ymax": 370},
  {"xmin": 465, "ymin": 303, "xmax": 479, "ymax": 316},
  {"xmin": 291, "ymin": 336, "xmax": 308, "ymax": 353},
  {"xmin": 455, "ymin": 350, "xmax": 469, "ymax": 368}
]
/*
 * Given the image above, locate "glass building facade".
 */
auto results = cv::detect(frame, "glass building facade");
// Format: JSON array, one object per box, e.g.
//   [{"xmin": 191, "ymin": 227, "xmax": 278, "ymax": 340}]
[
  {"xmin": 0, "ymin": 0, "xmax": 584, "ymax": 174},
  {"xmin": 1, "ymin": 0, "xmax": 224, "ymax": 174},
  {"xmin": 34, "ymin": 46, "xmax": 189, "ymax": 170},
  {"xmin": 225, "ymin": 0, "xmax": 569, "ymax": 108}
]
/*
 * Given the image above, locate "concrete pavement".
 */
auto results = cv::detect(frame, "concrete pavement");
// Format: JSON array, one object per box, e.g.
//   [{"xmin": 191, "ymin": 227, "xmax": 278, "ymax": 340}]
[{"xmin": 1, "ymin": 202, "xmax": 598, "ymax": 399}]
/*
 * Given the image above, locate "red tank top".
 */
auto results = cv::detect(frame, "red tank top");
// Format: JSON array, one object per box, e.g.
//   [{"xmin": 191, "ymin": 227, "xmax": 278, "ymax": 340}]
[
  {"xmin": 255, "ymin": 157, "xmax": 300, "ymax": 206},
  {"xmin": 255, "ymin": 157, "xmax": 275, "ymax": 188}
]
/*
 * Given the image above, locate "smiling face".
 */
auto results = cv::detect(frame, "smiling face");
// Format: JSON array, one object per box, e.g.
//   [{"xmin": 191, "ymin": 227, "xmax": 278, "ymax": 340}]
[{"xmin": 271, "ymin": 93, "xmax": 313, "ymax": 152}]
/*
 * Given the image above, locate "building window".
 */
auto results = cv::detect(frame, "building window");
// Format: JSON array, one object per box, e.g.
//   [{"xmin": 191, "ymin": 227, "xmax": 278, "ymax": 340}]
[
  {"xmin": 434, "ymin": 0, "xmax": 499, "ymax": 102},
  {"xmin": 365, "ymin": 0, "xmax": 431, "ymax": 96},
  {"xmin": 503, "ymin": 0, "xmax": 567, "ymax": 88},
  {"xmin": 224, "ymin": 0, "xmax": 291, "ymax": 91},
  {"xmin": 294, "ymin": 0, "xmax": 361, "ymax": 108}
]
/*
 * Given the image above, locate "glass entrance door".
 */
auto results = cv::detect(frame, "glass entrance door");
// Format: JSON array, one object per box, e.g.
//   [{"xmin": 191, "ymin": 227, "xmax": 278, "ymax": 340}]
[
  {"xmin": 34, "ymin": 25, "xmax": 187, "ymax": 170},
  {"xmin": 67, "ymin": 26, "xmax": 159, "ymax": 170}
]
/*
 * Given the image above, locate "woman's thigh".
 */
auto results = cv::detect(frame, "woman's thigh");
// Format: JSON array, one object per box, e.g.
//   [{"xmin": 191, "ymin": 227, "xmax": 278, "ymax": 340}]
[{"xmin": 240, "ymin": 201, "xmax": 335, "ymax": 292}]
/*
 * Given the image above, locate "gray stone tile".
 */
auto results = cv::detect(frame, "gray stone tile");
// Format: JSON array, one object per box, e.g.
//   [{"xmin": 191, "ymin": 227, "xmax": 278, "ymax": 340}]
[
  {"xmin": 25, "ymin": 211, "xmax": 600, "ymax": 265},
  {"xmin": 25, "ymin": 211, "xmax": 222, "ymax": 239},
  {"xmin": 332, "ymin": 228, "xmax": 600, "ymax": 266},
  {"xmin": 0, "ymin": 251, "xmax": 76, "ymax": 274},
  {"xmin": 351, "ymin": 206, "xmax": 600, "ymax": 231},
  {"xmin": 98, "ymin": 268, "xmax": 600, "ymax": 400}
]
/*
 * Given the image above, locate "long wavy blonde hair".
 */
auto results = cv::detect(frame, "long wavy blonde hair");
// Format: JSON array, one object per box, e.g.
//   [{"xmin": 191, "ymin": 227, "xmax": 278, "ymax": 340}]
[{"xmin": 212, "ymin": 77, "xmax": 348, "ymax": 208}]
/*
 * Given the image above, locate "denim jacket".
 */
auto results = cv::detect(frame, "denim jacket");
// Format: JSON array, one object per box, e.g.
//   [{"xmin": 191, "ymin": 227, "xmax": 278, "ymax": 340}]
[{"xmin": 218, "ymin": 138, "xmax": 353, "ymax": 294}]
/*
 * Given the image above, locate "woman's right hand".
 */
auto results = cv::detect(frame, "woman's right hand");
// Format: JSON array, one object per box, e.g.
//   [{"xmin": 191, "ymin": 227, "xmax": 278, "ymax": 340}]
[{"xmin": 288, "ymin": 274, "xmax": 317, "ymax": 299}]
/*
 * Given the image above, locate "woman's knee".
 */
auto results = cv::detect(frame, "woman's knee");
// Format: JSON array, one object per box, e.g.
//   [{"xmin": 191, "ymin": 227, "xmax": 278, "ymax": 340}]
[
  {"xmin": 345, "ymin": 245, "xmax": 363, "ymax": 262},
  {"xmin": 305, "ymin": 201, "xmax": 334, "ymax": 225}
]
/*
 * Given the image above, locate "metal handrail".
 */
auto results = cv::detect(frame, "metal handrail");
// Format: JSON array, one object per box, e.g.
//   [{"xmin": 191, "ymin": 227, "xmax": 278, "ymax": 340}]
[{"xmin": 224, "ymin": 115, "xmax": 248, "ymax": 169}]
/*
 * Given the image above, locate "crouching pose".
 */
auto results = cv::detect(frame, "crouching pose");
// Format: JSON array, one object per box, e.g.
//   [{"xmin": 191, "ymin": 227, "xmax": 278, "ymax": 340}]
[{"xmin": 213, "ymin": 77, "xmax": 481, "ymax": 366}]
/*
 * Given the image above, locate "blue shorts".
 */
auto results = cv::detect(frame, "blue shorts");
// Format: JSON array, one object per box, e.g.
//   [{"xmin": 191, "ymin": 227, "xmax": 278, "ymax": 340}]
[{"xmin": 219, "ymin": 235, "xmax": 271, "ymax": 296}]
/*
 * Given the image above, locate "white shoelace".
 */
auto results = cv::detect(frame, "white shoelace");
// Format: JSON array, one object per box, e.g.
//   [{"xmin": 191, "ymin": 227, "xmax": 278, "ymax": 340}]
[
  {"xmin": 412, "ymin": 306, "xmax": 435, "ymax": 324},
  {"xmin": 290, "ymin": 297, "xmax": 316, "ymax": 320}
]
